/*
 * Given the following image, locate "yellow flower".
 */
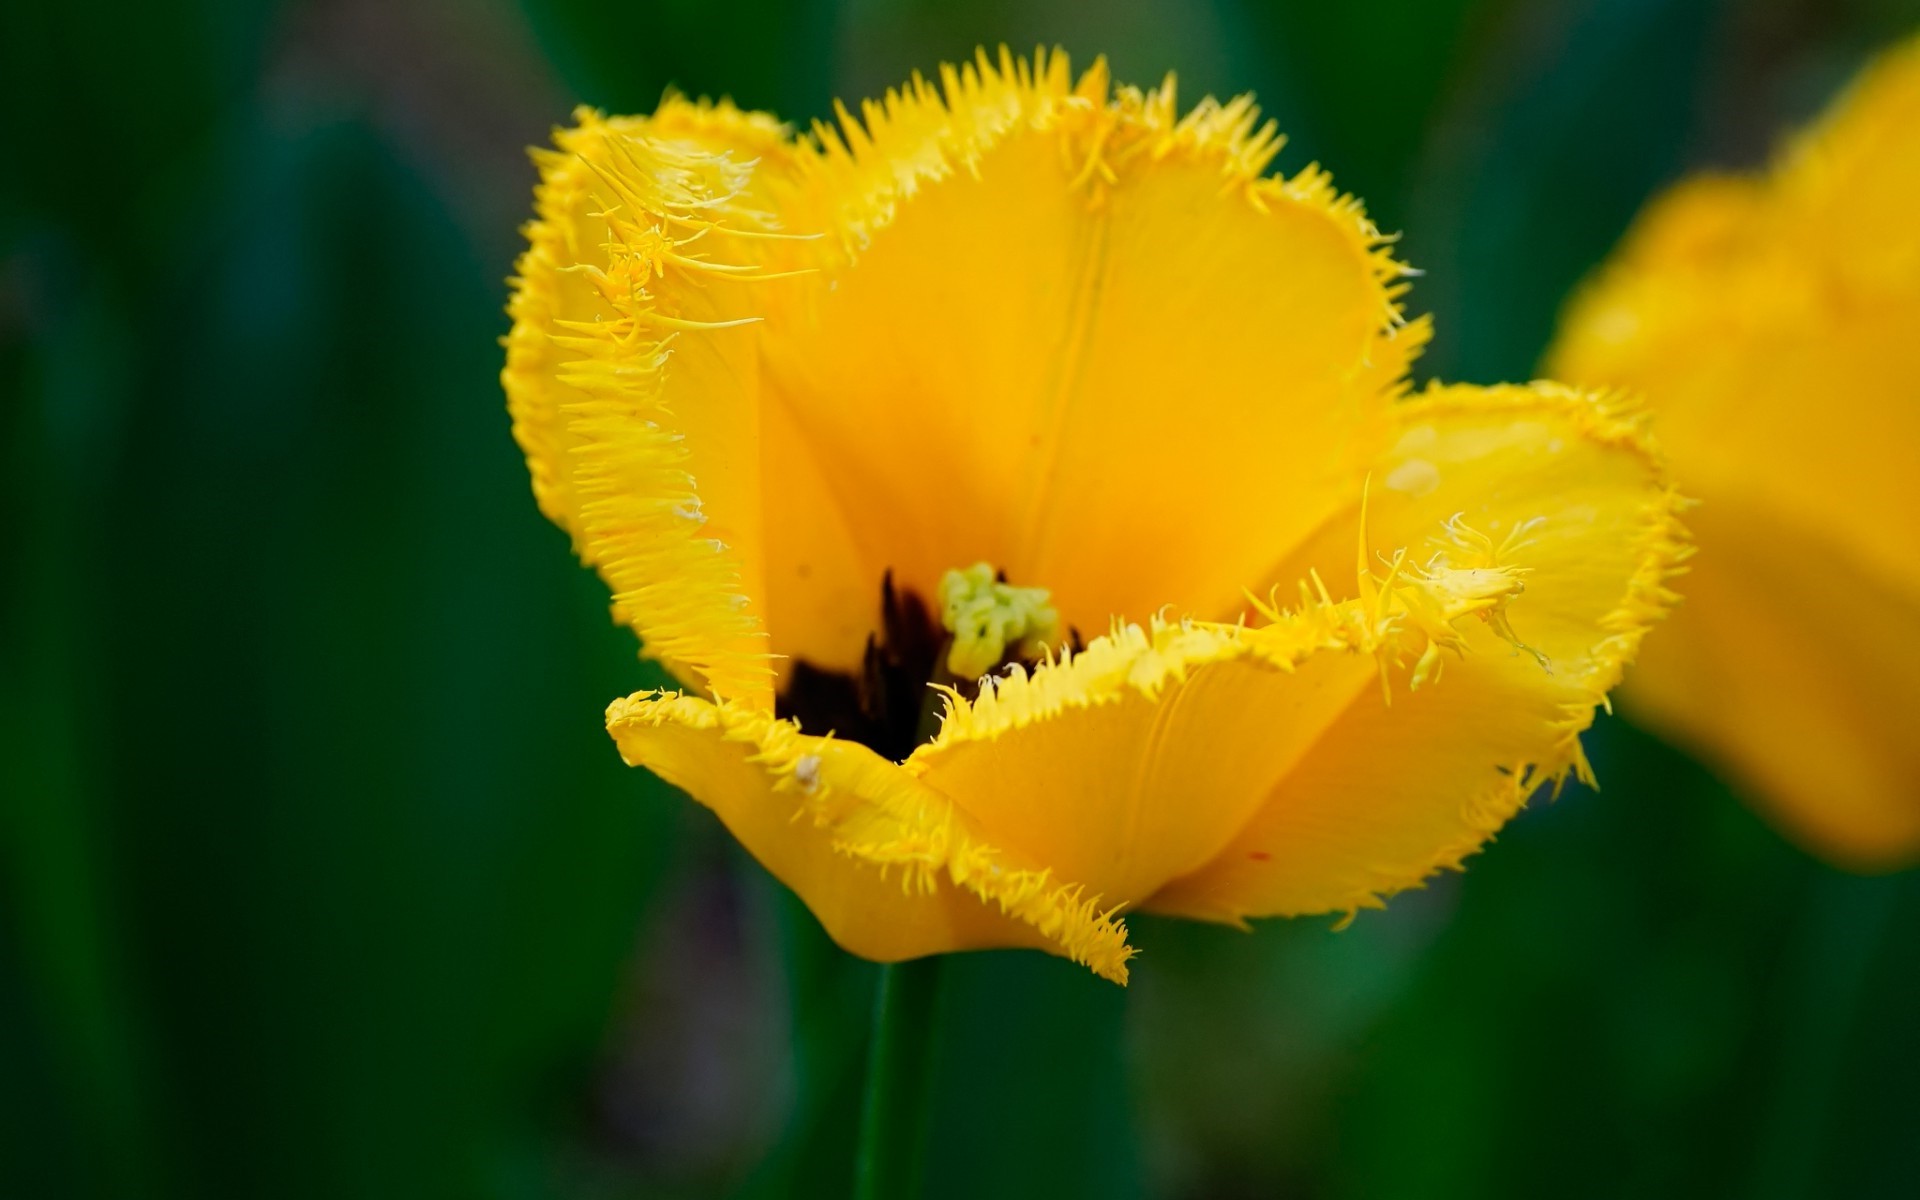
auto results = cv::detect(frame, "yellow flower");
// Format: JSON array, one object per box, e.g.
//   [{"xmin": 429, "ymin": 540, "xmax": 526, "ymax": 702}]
[
  {"xmin": 1548, "ymin": 35, "xmax": 1920, "ymax": 871},
  {"xmin": 504, "ymin": 49, "xmax": 1686, "ymax": 982}
]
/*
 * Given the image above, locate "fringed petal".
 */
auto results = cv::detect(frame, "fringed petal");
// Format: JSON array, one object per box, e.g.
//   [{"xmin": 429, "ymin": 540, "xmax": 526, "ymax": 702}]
[
  {"xmin": 1145, "ymin": 383, "xmax": 1688, "ymax": 922},
  {"xmin": 504, "ymin": 100, "xmax": 802, "ymax": 706},
  {"xmin": 744, "ymin": 47, "xmax": 1423, "ymax": 674},
  {"xmin": 901, "ymin": 386, "xmax": 1683, "ymax": 915},
  {"xmin": 605, "ymin": 691, "xmax": 1135, "ymax": 982},
  {"xmin": 1547, "ymin": 33, "xmax": 1920, "ymax": 868},
  {"xmin": 906, "ymin": 619, "xmax": 1380, "ymax": 906}
]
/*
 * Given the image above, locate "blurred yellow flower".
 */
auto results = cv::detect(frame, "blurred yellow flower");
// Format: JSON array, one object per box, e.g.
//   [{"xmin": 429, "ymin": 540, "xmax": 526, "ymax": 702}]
[
  {"xmin": 505, "ymin": 49, "xmax": 1686, "ymax": 981},
  {"xmin": 1549, "ymin": 35, "xmax": 1920, "ymax": 871}
]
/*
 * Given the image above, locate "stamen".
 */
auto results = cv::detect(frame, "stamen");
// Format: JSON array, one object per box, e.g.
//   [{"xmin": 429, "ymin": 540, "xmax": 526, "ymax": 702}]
[
  {"xmin": 936, "ymin": 563, "xmax": 1063, "ymax": 679},
  {"xmin": 778, "ymin": 569, "xmax": 1064, "ymax": 760}
]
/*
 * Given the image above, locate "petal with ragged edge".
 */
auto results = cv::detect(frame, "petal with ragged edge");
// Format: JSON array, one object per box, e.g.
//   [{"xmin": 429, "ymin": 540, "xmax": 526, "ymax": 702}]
[
  {"xmin": 1146, "ymin": 384, "xmax": 1688, "ymax": 922},
  {"xmin": 904, "ymin": 620, "xmax": 1381, "ymax": 906},
  {"xmin": 747, "ymin": 48, "xmax": 1427, "ymax": 675},
  {"xmin": 604, "ymin": 691, "xmax": 1135, "ymax": 982},
  {"xmin": 902, "ymin": 383, "xmax": 1686, "ymax": 920},
  {"xmin": 504, "ymin": 101, "xmax": 804, "ymax": 707}
]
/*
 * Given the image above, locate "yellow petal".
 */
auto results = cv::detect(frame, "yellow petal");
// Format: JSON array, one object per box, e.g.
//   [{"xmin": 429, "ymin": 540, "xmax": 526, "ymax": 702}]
[
  {"xmin": 1146, "ymin": 383, "xmax": 1688, "ymax": 922},
  {"xmin": 748, "ymin": 48, "xmax": 1423, "ymax": 674},
  {"xmin": 1549, "ymin": 188, "xmax": 1920, "ymax": 609},
  {"xmin": 1625, "ymin": 502, "xmax": 1920, "ymax": 869},
  {"xmin": 604, "ymin": 690, "xmax": 1135, "ymax": 982},
  {"xmin": 504, "ymin": 100, "xmax": 801, "ymax": 707},
  {"xmin": 1772, "ymin": 33, "xmax": 1920, "ymax": 290},
  {"xmin": 1547, "ymin": 34, "xmax": 1920, "ymax": 868},
  {"xmin": 899, "ymin": 386, "xmax": 1682, "ymax": 919},
  {"xmin": 905, "ymin": 619, "xmax": 1380, "ymax": 906}
]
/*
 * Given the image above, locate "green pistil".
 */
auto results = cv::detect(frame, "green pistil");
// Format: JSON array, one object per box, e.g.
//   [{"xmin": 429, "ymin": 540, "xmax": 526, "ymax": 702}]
[{"xmin": 935, "ymin": 562, "xmax": 1061, "ymax": 679}]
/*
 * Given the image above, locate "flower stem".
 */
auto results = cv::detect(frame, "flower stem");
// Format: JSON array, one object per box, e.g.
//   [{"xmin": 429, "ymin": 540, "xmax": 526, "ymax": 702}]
[{"xmin": 853, "ymin": 956, "xmax": 943, "ymax": 1200}]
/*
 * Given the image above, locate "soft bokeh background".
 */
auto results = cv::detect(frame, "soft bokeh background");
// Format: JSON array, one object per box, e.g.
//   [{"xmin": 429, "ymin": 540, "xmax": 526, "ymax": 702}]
[{"xmin": 5, "ymin": 1, "xmax": 1918, "ymax": 1196}]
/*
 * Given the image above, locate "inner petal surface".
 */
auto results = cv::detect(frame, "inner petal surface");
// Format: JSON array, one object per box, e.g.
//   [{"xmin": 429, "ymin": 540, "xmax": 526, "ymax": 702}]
[{"xmin": 754, "ymin": 68, "xmax": 1408, "ymax": 675}]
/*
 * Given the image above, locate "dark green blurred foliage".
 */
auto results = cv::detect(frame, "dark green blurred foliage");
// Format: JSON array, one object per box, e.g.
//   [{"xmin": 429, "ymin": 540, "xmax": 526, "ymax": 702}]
[
  {"xmin": 522, "ymin": 0, "xmax": 837, "ymax": 117},
  {"xmin": 4, "ymin": 1, "xmax": 1918, "ymax": 1198}
]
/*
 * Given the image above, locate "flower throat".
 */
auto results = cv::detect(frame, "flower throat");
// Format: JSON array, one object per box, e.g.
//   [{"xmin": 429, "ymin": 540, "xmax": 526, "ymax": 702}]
[{"xmin": 776, "ymin": 566, "xmax": 1071, "ymax": 761}]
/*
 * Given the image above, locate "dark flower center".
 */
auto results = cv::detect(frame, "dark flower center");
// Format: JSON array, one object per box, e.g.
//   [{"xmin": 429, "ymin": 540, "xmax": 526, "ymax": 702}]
[{"xmin": 776, "ymin": 571, "xmax": 1079, "ymax": 760}]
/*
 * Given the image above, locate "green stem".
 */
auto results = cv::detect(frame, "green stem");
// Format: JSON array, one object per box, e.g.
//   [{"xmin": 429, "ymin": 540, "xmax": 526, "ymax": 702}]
[{"xmin": 853, "ymin": 956, "xmax": 944, "ymax": 1200}]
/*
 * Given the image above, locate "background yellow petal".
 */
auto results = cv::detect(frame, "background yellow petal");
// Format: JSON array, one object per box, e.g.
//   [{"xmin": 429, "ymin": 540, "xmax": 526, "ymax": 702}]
[
  {"xmin": 504, "ymin": 101, "xmax": 802, "ymax": 706},
  {"xmin": 1548, "ymin": 182, "xmax": 1920, "ymax": 609},
  {"xmin": 1625, "ymin": 503, "xmax": 1920, "ymax": 870},
  {"xmin": 746, "ymin": 49, "xmax": 1419, "ymax": 674},
  {"xmin": 604, "ymin": 691, "xmax": 1134, "ymax": 981},
  {"xmin": 1547, "ymin": 34, "xmax": 1920, "ymax": 868},
  {"xmin": 1771, "ymin": 33, "xmax": 1920, "ymax": 291},
  {"xmin": 1147, "ymin": 383, "xmax": 1687, "ymax": 922}
]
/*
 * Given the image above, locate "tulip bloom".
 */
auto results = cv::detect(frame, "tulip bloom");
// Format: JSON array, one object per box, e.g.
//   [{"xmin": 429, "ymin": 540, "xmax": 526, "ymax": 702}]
[
  {"xmin": 1549, "ymin": 36, "xmax": 1920, "ymax": 870},
  {"xmin": 505, "ymin": 50, "xmax": 1686, "ymax": 981}
]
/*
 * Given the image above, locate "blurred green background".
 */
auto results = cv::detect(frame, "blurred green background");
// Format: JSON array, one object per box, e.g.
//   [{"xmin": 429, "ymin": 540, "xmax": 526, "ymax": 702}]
[{"xmin": 5, "ymin": 1, "xmax": 1918, "ymax": 1196}]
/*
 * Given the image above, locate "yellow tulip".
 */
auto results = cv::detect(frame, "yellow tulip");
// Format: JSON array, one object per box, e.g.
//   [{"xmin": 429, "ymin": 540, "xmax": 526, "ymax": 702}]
[
  {"xmin": 504, "ymin": 49, "xmax": 1687, "ymax": 981},
  {"xmin": 1549, "ymin": 35, "xmax": 1920, "ymax": 871}
]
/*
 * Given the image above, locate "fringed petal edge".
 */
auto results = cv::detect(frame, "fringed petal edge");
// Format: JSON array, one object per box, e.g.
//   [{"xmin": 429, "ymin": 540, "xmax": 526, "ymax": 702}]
[
  {"xmin": 504, "ymin": 103, "xmax": 787, "ymax": 702},
  {"xmin": 912, "ymin": 382, "xmax": 1691, "ymax": 918},
  {"xmin": 1297, "ymin": 383, "xmax": 1696, "ymax": 919},
  {"xmin": 605, "ymin": 691, "xmax": 1136, "ymax": 982},
  {"xmin": 775, "ymin": 45, "xmax": 1418, "ymax": 348}
]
